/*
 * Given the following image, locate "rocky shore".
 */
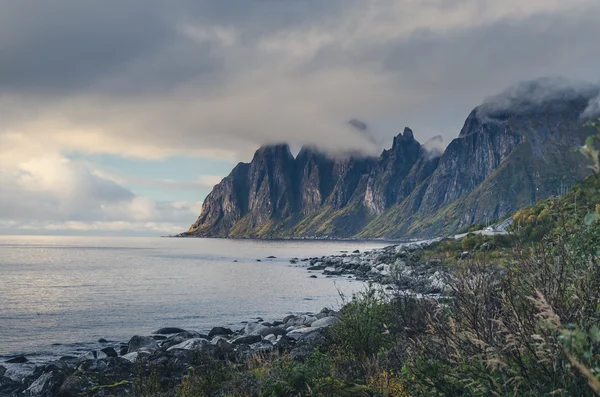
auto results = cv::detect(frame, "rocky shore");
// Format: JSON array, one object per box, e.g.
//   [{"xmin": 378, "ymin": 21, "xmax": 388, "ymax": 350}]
[
  {"xmin": 0, "ymin": 241, "xmax": 446, "ymax": 397},
  {"xmin": 299, "ymin": 239, "xmax": 446, "ymax": 295},
  {"xmin": 0, "ymin": 308, "xmax": 344, "ymax": 396}
]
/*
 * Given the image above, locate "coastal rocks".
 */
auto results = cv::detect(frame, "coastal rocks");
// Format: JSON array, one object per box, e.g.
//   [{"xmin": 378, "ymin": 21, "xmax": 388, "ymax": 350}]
[
  {"xmin": 286, "ymin": 327, "xmax": 320, "ymax": 340},
  {"xmin": 101, "ymin": 347, "xmax": 118, "ymax": 358},
  {"xmin": 160, "ymin": 331, "xmax": 205, "ymax": 350},
  {"xmin": 1, "ymin": 306, "xmax": 347, "ymax": 397},
  {"xmin": 127, "ymin": 335, "xmax": 159, "ymax": 353},
  {"xmin": 6, "ymin": 355, "xmax": 28, "ymax": 364},
  {"xmin": 166, "ymin": 338, "xmax": 211, "ymax": 352},
  {"xmin": 310, "ymin": 316, "xmax": 341, "ymax": 328},
  {"xmin": 283, "ymin": 314, "xmax": 318, "ymax": 327},
  {"xmin": 232, "ymin": 335, "xmax": 262, "ymax": 345},
  {"xmin": 299, "ymin": 242, "xmax": 448, "ymax": 295},
  {"xmin": 209, "ymin": 326, "xmax": 234, "ymax": 338},
  {"xmin": 59, "ymin": 358, "xmax": 135, "ymax": 397},
  {"xmin": 243, "ymin": 322, "xmax": 270, "ymax": 336},
  {"xmin": 25, "ymin": 369, "xmax": 67, "ymax": 397},
  {"xmin": 154, "ymin": 327, "xmax": 187, "ymax": 335},
  {"xmin": 78, "ymin": 350, "xmax": 108, "ymax": 361}
]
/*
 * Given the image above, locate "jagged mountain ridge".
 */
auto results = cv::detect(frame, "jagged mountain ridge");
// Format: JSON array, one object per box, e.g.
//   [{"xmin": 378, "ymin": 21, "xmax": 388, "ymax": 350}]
[{"xmin": 182, "ymin": 83, "xmax": 598, "ymax": 239}]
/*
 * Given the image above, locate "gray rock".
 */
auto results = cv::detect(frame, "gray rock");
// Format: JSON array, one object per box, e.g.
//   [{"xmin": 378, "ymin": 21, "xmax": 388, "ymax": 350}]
[
  {"xmin": 26, "ymin": 370, "xmax": 67, "ymax": 397},
  {"xmin": 121, "ymin": 350, "xmax": 151, "ymax": 363},
  {"xmin": 6, "ymin": 355, "xmax": 27, "ymax": 364},
  {"xmin": 127, "ymin": 335, "xmax": 159, "ymax": 353},
  {"xmin": 78, "ymin": 350, "xmax": 108, "ymax": 361},
  {"xmin": 232, "ymin": 335, "xmax": 262, "ymax": 345},
  {"xmin": 310, "ymin": 316, "xmax": 341, "ymax": 328},
  {"xmin": 286, "ymin": 327, "xmax": 320, "ymax": 340},
  {"xmin": 166, "ymin": 338, "xmax": 210, "ymax": 352},
  {"xmin": 244, "ymin": 322, "xmax": 270, "ymax": 336},
  {"xmin": 284, "ymin": 315, "xmax": 318, "ymax": 327},
  {"xmin": 208, "ymin": 326, "xmax": 234, "ymax": 337},
  {"xmin": 257, "ymin": 327, "xmax": 287, "ymax": 338},
  {"xmin": 154, "ymin": 327, "xmax": 187, "ymax": 335},
  {"xmin": 161, "ymin": 331, "xmax": 204, "ymax": 349},
  {"xmin": 264, "ymin": 334, "xmax": 277, "ymax": 344},
  {"xmin": 101, "ymin": 347, "xmax": 118, "ymax": 358}
]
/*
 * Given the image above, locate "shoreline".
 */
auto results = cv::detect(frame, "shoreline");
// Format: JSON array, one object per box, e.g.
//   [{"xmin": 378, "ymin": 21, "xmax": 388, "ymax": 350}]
[{"xmin": 0, "ymin": 240, "xmax": 443, "ymax": 396}]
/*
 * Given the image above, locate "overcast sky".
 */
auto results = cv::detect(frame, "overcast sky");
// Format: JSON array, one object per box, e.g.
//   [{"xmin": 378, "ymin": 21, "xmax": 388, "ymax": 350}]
[{"xmin": 1, "ymin": 0, "xmax": 599, "ymax": 235}]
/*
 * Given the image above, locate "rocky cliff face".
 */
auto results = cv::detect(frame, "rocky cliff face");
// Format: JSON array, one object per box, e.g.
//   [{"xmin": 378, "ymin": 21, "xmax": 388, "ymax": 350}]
[
  {"xmin": 182, "ymin": 81, "xmax": 598, "ymax": 239},
  {"xmin": 364, "ymin": 127, "xmax": 425, "ymax": 214}
]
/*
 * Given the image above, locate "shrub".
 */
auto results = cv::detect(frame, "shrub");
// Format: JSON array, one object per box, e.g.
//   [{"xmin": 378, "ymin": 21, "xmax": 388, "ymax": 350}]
[{"xmin": 331, "ymin": 286, "xmax": 392, "ymax": 359}]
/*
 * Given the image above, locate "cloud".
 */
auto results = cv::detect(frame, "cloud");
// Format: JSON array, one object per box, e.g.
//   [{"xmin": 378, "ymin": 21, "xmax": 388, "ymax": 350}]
[
  {"xmin": 0, "ymin": 152, "xmax": 201, "ymax": 234},
  {"xmin": 0, "ymin": 0, "xmax": 599, "ymax": 233},
  {"xmin": 423, "ymin": 135, "xmax": 445, "ymax": 159},
  {"xmin": 477, "ymin": 77, "xmax": 600, "ymax": 118},
  {"xmin": 1, "ymin": 0, "xmax": 599, "ymax": 161},
  {"xmin": 583, "ymin": 95, "xmax": 600, "ymax": 119}
]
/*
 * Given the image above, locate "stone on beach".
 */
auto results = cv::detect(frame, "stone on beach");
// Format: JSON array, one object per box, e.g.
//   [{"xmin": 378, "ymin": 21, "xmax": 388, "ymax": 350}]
[
  {"xmin": 310, "ymin": 316, "xmax": 340, "ymax": 328},
  {"xmin": 154, "ymin": 327, "xmax": 187, "ymax": 335},
  {"xmin": 166, "ymin": 338, "xmax": 210, "ymax": 352},
  {"xmin": 127, "ymin": 335, "xmax": 159, "ymax": 353},
  {"xmin": 208, "ymin": 326, "xmax": 234, "ymax": 338}
]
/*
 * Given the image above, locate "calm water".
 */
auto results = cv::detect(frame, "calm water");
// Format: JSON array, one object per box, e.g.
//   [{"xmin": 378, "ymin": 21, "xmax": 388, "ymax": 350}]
[{"xmin": 0, "ymin": 236, "xmax": 388, "ymax": 362}]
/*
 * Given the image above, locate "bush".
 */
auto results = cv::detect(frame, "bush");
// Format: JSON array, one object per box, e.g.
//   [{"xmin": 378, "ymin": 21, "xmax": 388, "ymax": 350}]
[{"xmin": 331, "ymin": 286, "xmax": 392, "ymax": 359}]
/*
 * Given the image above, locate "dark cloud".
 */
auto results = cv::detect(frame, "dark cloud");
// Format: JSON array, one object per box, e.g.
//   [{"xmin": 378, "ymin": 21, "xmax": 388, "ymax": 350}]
[{"xmin": 0, "ymin": 1, "xmax": 599, "ymax": 160}]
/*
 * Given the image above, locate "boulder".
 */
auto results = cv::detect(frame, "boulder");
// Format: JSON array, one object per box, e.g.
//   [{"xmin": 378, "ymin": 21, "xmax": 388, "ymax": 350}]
[
  {"xmin": 257, "ymin": 327, "xmax": 287, "ymax": 338},
  {"xmin": 121, "ymin": 351, "xmax": 150, "ymax": 363},
  {"xmin": 208, "ymin": 326, "xmax": 234, "ymax": 338},
  {"xmin": 6, "ymin": 355, "xmax": 28, "ymax": 364},
  {"xmin": 231, "ymin": 335, "xmax": 262, "ymax": 345},
  {"xmin": 154, "ymin": 327, "xmax": 187, "ymax": 335},
  {"xmin": 57, "ymin": 373, "xmax": 89, "ymax": 397},
  {"xmin": 286, "ymin": 327, "xmax": 320, "ymax": 340},
  {"xmin": 78, "ymin": 350, "xmax": 108, "ymax": 361},
  {"xmin": 250, "ymin": 342, "xmax": 274, "ymax": 352},
  {"xmin": 101, "ymin": 347, "xmax": 118, "ymax": 358},
  {"xmin": 0, "ymin": 365, "xmax": 5, "ymax": 378},
  {"xmin": 127, "ymin": 335, "xmax": 158, "ymax": 353},
  {"xmin": 284, "ymin": 315, "xmax": 318, "ymax": 327},
  {"xmin": 243, "ymin": 322, "xmax": 270, "ymax": 336},
  {"xmin": 97, "ymin": 338, "xmax": 108, "ymax": 343},
  {"xmin": 264, "ymin": 334, "xmax": 277, "ymax": 344},
  {"xmin": 310, "ymin": 316, "xmax": 341, "ymax": 328},
  {"xmin": 166, "ymin": 338, "xmax": 210, "ymax": 352},
  {"xmin": 161, "ymin": 331, "xmax": 204, "ymax": 349},
  {"xmin": 26, "ymin": 370, "xmax": 68, "ymax": 397}
]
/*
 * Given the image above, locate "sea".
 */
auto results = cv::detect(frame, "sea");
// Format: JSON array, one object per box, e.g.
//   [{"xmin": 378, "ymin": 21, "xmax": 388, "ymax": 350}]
[{"xmin": 0, "ymin": 235, "xmax": 389, "ymax": 367}]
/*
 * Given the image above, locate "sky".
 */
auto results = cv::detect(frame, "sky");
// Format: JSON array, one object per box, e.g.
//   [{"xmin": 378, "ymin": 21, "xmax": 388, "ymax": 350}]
[{"xmin": 1, "ymin": 0, "xmax": 599, "ymax": 236}]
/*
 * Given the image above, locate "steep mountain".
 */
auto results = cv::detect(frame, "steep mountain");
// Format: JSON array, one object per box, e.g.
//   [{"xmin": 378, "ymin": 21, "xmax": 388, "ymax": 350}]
[
  {"xmin": 181, "ymin": 80, "xmax": 598, "ymax": 239},
  {"xmin": 359, "ymin": 87, "xmax": 597, "ymax": 238},
  {"xmin": 364, "ymin": 128, "xmax": 422, "ymax": 214},
  {"xmin": 295, "ymin": 147, "xmax": 335, "ymax": 215}
]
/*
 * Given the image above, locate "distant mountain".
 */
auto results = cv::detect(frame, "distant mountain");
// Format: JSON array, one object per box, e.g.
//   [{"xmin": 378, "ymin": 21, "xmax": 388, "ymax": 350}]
[{"xmin": 181, "ymin": 80, "xmax": 599, "ymax": 239}]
